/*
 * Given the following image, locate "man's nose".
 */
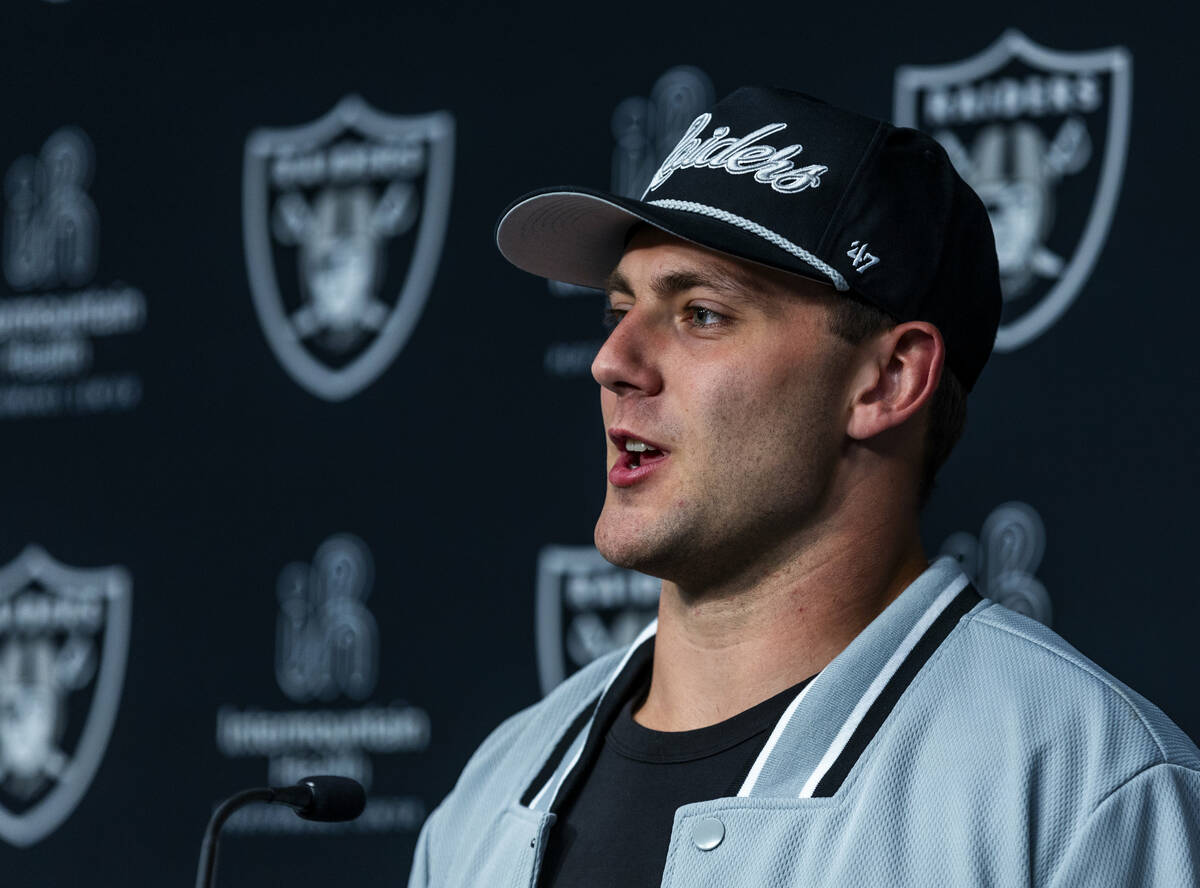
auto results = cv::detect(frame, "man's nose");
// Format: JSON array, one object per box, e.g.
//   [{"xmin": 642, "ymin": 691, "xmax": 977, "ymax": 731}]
[{"xmin": 591, "ymin": 308, "xmax": 663, "ymax": 397}]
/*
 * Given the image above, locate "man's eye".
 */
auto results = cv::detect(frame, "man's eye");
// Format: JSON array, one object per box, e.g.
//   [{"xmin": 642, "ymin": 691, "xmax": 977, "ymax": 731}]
[
  {"xmin": 602, "ymin": 307, "xmax": 627, "ymax": 329},
  {"xmin": 687, "ymin": 306, "xmax": 725, "ymax": 327}
]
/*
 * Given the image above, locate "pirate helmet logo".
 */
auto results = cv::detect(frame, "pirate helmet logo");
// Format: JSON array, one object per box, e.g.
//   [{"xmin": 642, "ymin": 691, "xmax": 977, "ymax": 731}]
[
  {"xmin": 896, "ymin": 31, "xmax": 1131, "ymax": 352},
  {"xmin": 243, "ymin": 95, "xmax": 455, "ymax": 400},
  {"xmin": 0, "ymin": 546, "xmax": 131, "ymax": 847}
]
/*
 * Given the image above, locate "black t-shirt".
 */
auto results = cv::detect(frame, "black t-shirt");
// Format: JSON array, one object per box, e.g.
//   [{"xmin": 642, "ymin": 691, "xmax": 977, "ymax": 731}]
[{"xmin": 538, "ymin": 669, "xmax": 813, "ymax": 888}]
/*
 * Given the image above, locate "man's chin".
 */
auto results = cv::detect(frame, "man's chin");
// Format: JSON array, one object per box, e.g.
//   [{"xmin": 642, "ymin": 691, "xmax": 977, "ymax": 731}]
[{"xmin": 594, "ymin": 516, "xmax": 671, "ymax": 576}]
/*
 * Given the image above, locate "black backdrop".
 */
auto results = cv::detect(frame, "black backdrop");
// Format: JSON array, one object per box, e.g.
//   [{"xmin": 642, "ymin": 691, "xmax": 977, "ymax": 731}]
[{"xmin": 2, "ymin": 1, "xmax": 1197, "ymax": 884}]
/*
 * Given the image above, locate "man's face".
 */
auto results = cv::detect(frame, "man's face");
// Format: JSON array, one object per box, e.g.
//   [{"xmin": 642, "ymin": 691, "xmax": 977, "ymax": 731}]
[{"xmin": 592, "ymin": 228, "xmax": 858, "ymax": 588}]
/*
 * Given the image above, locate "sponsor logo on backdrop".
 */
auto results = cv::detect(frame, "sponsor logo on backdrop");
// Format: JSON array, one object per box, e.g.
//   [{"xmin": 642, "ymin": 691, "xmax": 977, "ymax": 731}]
[
  {"xmin": 0, "ymin": 128, "xmax": 146, "ymax": 419},
  {"xmin": 0, "ymin": 546, "xmax": 131, "ymax": 847},
  {"xmin": 896, "ymin": 31, "xmax": 1132, "ymax": 352},
  {"xmin": 215, "ymin": 533, "xmax": 428, "ymax": 834},
  {"xmin": 941, "ymin": 501, "xmax": 1052, "ymax": 625},
  {"xmin": 536, "ymin": 546, "xmax": 659, "ymax": 695},
  {"xmin": 543, "ymin": 66, "xmax": 716, "ymax": 380},
  {"xmin": 243, "ymin": 96, "xmax": 455, "ymax": 402}
]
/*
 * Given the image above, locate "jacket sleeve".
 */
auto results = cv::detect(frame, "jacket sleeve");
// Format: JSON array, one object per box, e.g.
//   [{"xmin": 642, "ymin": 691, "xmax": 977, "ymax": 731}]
[
  {"xmin": 406, "ymin": 801, "xmax": 444, "ymax": 888},
  {"xmin": 1048, "ymin": 762, "xmax": 1200, "ymax": 887}
]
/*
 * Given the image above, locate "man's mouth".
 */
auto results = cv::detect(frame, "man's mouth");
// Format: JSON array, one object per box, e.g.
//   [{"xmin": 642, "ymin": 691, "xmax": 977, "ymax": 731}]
[
  {"xmin": 609, "ymin": 431, "xmax": 669, "ymax": 487},
  {"xmin": 620, "ymin": 436, "xmax": 666, "ymax": 468}
]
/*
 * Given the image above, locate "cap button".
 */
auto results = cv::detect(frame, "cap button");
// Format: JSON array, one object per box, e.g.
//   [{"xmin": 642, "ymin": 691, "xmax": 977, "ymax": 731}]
[{"xmin": 691, "ymin": 816, "xmax": 725, "ymax": 851}]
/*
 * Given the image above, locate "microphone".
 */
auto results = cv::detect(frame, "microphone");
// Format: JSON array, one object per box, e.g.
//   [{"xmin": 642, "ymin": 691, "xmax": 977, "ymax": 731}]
[
  {"xmin": 270, "ymin": 775, "xmax": 367, "ymax": 822},
  {"xmin": 195, "ymin": 776, "xmax": 366, "ymax": 888}
]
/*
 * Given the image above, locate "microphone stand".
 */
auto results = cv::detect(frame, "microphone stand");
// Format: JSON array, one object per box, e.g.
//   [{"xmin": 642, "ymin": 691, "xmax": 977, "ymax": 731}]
[
  {"xmin": 195, "ymin": 778, "xmax": 365, "ymax": 888},
  {"xmin": 195, "ymin": 788, "xmax": 273, "ymax": 888}
]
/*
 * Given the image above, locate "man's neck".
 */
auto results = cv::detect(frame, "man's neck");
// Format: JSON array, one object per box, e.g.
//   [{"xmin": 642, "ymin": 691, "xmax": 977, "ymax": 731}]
[{"xmin": 633, "ymin": 515, "xmax": 928, "ymax": 733}]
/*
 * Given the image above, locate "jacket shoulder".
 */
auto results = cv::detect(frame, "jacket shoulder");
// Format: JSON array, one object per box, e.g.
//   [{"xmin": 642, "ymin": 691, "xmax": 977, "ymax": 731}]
[{"xmin": 957, "ymin": 602, "xmax": 1200, "ymax": 772}]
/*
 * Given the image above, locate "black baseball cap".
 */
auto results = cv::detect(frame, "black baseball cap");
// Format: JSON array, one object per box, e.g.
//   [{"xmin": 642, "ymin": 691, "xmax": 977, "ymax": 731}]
[{"xmin": 495, "ymin": 86, "xmax": 1002, "ymax": 391}]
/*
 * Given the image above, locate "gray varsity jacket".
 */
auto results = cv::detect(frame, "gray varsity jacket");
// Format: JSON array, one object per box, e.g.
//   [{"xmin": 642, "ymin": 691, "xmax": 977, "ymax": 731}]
[{"xmin": 408, "ymin": 557, "xmax": 1200, "ymax": 887}]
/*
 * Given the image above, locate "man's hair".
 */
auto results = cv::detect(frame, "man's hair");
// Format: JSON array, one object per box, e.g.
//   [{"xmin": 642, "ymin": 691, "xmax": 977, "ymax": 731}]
[{"xmin": 826, "ymin": 295, "xmax": 967, "ymax": 509}]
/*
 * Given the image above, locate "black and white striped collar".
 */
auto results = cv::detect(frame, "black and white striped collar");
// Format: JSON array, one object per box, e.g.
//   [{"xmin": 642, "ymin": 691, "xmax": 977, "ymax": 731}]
[{"xmin": 523, "ymin": 557, "xmax": 982, "ymax": 810}]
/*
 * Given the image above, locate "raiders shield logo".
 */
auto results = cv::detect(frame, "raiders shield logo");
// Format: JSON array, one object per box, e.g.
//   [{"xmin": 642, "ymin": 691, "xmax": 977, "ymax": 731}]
[
  {"xmin": 0, "ymin": 546, "xmax": 131, "ymax": 847},
  {"xmin": 243, "ymin": 95, "xmax": 455, "ymax": 400},
  {"xmin": 536, "ymin": 546, "xmax": 659, "ymax": 696},
  {"xmin": 896, "ymin": 31, "xmax": 1132, "ymax": 352}
]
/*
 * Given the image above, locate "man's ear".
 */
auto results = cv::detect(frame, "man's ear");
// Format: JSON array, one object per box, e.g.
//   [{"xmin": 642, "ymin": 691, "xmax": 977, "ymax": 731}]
[{"xmin": 845, "ymin": 322, "xmax": 944, "ymax": 441}]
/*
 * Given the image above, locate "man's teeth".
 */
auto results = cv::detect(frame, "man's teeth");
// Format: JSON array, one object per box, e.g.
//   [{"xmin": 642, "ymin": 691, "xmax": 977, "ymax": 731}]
[{"xmin": 625, "ymin": 439, "xmax": 649, "ymax": 453}]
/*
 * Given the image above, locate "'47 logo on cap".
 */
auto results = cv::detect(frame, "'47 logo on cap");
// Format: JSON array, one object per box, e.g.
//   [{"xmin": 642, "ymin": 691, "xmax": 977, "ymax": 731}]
[{"xmin": 847, "ymin": 241, "xmax": 880, "ymax": 273}]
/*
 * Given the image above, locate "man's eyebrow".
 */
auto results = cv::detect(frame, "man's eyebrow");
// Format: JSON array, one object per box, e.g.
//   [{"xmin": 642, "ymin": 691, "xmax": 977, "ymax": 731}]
[
  {"xmin": 604, "ymin": 269, "xmax": 634, "ymax": 297},
  {"xmin": 605, "ymin": 263, "xmax": 768, "ymax": 300},
  {"xmin": 649, "ymin": 268, "xmax": 753, "ymax": 300}
]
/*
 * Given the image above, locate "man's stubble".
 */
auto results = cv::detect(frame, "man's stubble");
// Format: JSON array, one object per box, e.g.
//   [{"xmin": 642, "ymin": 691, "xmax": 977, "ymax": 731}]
[{"xmin": 594, "ymin": 355, "xmax": 848, "ymax": 599}]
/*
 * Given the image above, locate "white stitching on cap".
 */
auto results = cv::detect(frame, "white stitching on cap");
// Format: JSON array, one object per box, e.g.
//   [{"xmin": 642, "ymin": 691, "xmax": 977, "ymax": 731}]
[
  {"xmin": 643, "ymin": 113, "xmax": 829, "ymax": 197},
  {"xmin": 646, "ymin": 198, "xmax": 849, "ymax": 291}
]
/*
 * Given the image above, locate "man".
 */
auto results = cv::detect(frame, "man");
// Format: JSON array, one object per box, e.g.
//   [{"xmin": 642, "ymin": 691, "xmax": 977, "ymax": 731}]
[{"xmin": 409, "ymin": 87, "xmax": 1200, "ymax": 886}]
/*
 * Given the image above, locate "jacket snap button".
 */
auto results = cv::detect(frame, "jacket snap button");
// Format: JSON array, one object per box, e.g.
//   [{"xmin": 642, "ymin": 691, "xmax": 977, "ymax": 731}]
[{"xmin": 692, "ymin": 817, "xmax": 725, "ymax": 851}]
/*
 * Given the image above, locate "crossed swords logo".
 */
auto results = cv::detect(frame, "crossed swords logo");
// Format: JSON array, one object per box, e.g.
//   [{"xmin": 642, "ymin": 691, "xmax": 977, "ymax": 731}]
[{"xmin": 938, "ymin": 118, "xmax": 1091, "ymax": 301}]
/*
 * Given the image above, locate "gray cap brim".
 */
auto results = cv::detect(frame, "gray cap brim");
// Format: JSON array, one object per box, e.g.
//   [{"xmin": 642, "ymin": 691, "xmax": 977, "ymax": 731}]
[{"xmin": 495, "ymin": 185, "xmax": 843, "ymax": 292}]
